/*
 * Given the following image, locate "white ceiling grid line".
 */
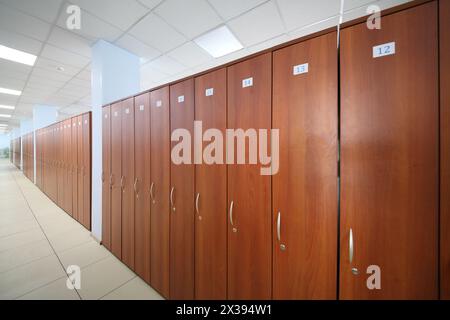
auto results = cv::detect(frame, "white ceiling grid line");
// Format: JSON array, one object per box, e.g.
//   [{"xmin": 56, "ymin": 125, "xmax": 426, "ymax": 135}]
[{"xmin": 0, "ymin": 0, "xmax": 412, "ymax": 129}]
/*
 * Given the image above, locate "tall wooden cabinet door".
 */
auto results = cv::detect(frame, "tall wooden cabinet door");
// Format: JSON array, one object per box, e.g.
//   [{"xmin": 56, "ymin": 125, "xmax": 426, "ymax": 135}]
[
  {"xmin": 121, "ymin": 100, "xmax": 135, "ymax": 269},
  {"xmin": 169, "ymin": 79, "xmax": 195, "ymax": 300},
  {"xmin": 272, "ymin": 33, "xmax": 338, "ymax": 300},
  {"xmin": 82, "ymin": 113, "xmax": 91, "ymax": 230},
  {"xmin": 57, "ymin": 124, "xmax": 64, "ymax": 207},
  {"xmin": 66, "ymin": 120, "xmax": 73, "ymax": 216},
  {"xmin": 66, "ymin": 117, "xmax": 78, "ymax": 219},
  {"xmin": 102, "ymin": 106, "xmax": 112, "ymax": 250},
  {"xmin": 227, "ymin": 53, "xmax": 272, "ymax": 300},
  {"xmin": 111, "ymin": 104, "xmax": 122, "ymax": 258},
  {"xmin": 340, "ymin": 2, "xmax": 439, "ymax": 300},
  {"xmin": 150, "ymin": 87, "xmax": 170, "ymax": 298},
  {"xmin": 440, "ymin": 0, "xmax": 450, "ymax": 301},
  {"xmin": 134, "ymin": 93, "xmax": 151, "ymax": 283},
  {"xmin": 73, "ymin": 116, "xmax": 84, "ymax": 223},
  {"xmin": 194, "ymin": 68, "xmax": 227, "ymax": 300}
]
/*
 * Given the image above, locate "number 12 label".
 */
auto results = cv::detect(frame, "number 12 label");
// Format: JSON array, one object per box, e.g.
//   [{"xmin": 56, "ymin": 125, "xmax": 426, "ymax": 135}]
[{"xmin": 373, "ymin": 42, "xmax": 395, "ymax": 58}]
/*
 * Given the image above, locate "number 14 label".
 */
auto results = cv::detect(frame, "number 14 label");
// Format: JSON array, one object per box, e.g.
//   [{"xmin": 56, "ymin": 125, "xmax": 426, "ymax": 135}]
[{"xmin": 373, "ymin": 42, "xmax": 395, "ymax": 58}]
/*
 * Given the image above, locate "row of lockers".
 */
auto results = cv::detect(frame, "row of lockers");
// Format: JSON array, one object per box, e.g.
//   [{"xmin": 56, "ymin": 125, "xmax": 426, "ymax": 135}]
[
  {"xmin": 102, "ymin": 1, "xmax": 448, "ymax": 299},
  {"xmin": 21, "ymin": 133, "xmax": 34, "ymax": 182},
  {"xmin": 10, "ymin": 137, "xmax": 21, "ymax": 170},
  {"xmin": 35, "ymin": 113, "xmax": 92, "ymax": 230}
]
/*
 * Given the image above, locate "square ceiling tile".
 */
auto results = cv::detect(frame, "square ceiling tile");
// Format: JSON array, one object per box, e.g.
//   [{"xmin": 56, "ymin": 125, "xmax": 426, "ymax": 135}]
[
  {"xmin": 0, "ymin": 78, "xmax": 26, "ymax": 90},
  {"xmin": 129, "ymin": 13, "xmax": 187, "ymax": 53},
  {"xmin": 228, "ymin": 1, "xmax": 285, "ymax": 46},
  {"xmin": 76, "ymin": 68, "xmax": 91, "ymax": 81},
  {"xmin": 0, "ymin": 0, "xmax": 62, "ymax": 23},
  {"xmin": 69, "ymin": 0, "xmax": 149, "ymax": 31},
  {"xmin": 208, "ymin": 0, "xmax": 267, "ymax": 20},
  {"xmin": 28, "ymin": 74, "xmax": 66, "ymax": 89},
  {"xmin": 0, "ymin": 29, "xmax": 43, "ymax": 55},
  {"xmin": 155, "ymin": 0, "xmax": 222, "ymax": 38},
  {"xmin": 0, "ymin": 93, "xmax": 19, "ymax": 106},
  {"xmin": 146, "ymin": 55, "xmax": 187, "ymax": 75},
  {"xmin": 115, "ymin": 34, "xmax": 161, "ymax": 61},
  {"xmin": 167, "ymin": 41, "xmax": 212, "ymax": 68},
  {"xmin": 56, "ymin": 6, "xmax": 122, "ymax": 43},
  {"xmin": 0, "ymin": 4, "xmax": 51, "ymax": 41},
  {"xmin": 41, "ymin": 44, "xmax": 90, "ymax": 68},
  {"xmin": 35, "ymin": 57, "xmax": 82, "ymax": 77},
  {"xmin": 276, "ymin": 0, "xmax": 340, "ymax": 31},
  {"xmin": 137, "ymin": 0, "xmax": 163, "ymax": 9},
  {"xmin": 140, "ymin": 62, "xmax": 169, "ymax": 84},
  {"xmin": 68, "ymin": 77, "xmax": 90, "ymax": 89},
  {"xmin": 31, "ymin": 67, "xmax": 73, "ymax": 83},
  {"xmin": 47, "ymin": 27, "xmax": 92, "ymax": 58}
]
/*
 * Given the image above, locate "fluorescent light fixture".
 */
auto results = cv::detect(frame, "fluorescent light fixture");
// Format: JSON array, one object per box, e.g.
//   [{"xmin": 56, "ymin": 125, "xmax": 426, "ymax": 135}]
[
  {"xmin": 0, "ymin": 114, "xmax": 12, "ymax": 118},
  {"xmin": 0, "ymin": 104, "xmax": 15, "ymax": 110},
  {"xmin": 0, "ymin": 124, "xmax": 7, "ymax": 127},
  {"xmin": 0, "ymin": 45, "xmax": 37, "ymax": 66},
  {"xmin": 0, "ymin": 87, "xmax": 21, "ymax": 96},
  {"xmin": 194, "ymin": 25, "xmax": 243, "ymax": 58}
]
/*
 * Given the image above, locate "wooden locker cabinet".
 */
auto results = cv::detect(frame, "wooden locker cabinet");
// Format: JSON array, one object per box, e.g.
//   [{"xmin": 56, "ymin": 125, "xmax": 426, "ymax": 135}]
[
  {"xmin": 111, "ymin": 103, "xmax": 123, "ymax": 259},
  {"xmin": 65, "ymin": 119, "xmax": 73, "ymax": 216},
  {"xmin": 169, "ymin": 79, "xmax": 195, "ymax": 300},
  {"xmin": 272, "ymin": 32, "xmax": 338, "ymax": 300},
  {"xmin": 121, "ymin": 98, "xmax": 135, "ymax": 270},
  {"xmin": 150, "ymin": 87, "xmax": 170, "ymax": 298},
  {"xmin": 340, "ymin": 2, "xmax": 439, "ymax": 299},
  {"xmin": 227, "ymin": 53, "xmax": 272, "ymax": 300},
  {"xmin": 76, "ymin": 116, "xmax": 84, "ymax": 223},
  {"xmin": 102, "ymin": 106, "xmax": 112, "ymax": 250},
  {"xmin": 82, "ymin": 113, "xmax": 91, "ymax": 230},
  {"xmin": 194, "ymin": 68, "xmax": 227, "ymax": 300},
  {"xmin": 134, "ymin": 93, "xmax": 152, "ymax": 283},
  {"xmin": 57, "ymin": 123, "xmax": 64, "ymax": 208},
  {"xmin": 71, "ymin": 118, "xmax": 78, "ymax": 223}
]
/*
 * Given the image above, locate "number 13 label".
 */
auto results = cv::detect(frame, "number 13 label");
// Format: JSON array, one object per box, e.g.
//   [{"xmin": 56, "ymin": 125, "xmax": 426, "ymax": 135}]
[{"xmin": 373, "ymin": 42, "xmax": 395, "ymax": 58}]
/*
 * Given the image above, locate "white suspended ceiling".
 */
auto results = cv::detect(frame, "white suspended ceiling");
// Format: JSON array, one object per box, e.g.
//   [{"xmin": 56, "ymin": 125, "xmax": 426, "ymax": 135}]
[{"xmin": 0, "ymin": 0, "xmax": 412, "ymax": 130}]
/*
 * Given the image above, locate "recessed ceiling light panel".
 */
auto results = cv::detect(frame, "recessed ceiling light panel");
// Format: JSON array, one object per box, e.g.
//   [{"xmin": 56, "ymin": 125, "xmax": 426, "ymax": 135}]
[
  {"xmin": 0, "ymin": 114, "xmax": 12, "ymax": 118},
  {"xmin": 0, "ymin": 87, "xmax": 22, "ymax": 96},
  {"xmin": 0, "ymin": 45, "xmax": 37, "ymax": 66},
  {"xmin": 0, "ymin": 105, "xmax": 15, "ymax": 110},
  {"xmin": 194, "ymin": 26, "xmax": 243, "ymax": 58}
]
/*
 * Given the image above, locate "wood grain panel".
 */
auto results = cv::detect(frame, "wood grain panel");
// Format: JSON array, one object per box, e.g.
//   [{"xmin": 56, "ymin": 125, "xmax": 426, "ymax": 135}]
[
  {"xmin": 340, "ymin": 2, "xmax": 439, "ymax": 299},
  {"xmin": 111, "ymin": 104, "xmax": 122, "ymax": 259},
  {"xmin": 102, "ymin": 106, "xmax": 112, "ymax": 250},
  {"xmin": 440, "ymin": 0, "xmax": 450, "ymax": 300},
  {"xmin": 134, "ymin": 93, "xmax": 151, "ymax": 283},
  {"xmin": 82, "ymin": 113, "xmax": 91, "ymax": 230},
  {"xmin": 227, "ymin": 53, "xmax": 272, "ymax": 300},
  {"xmin": 273, "ymin": 32, "xmax": 338, "ymax": 299},
  {"xmin": 76, "ymin": 116, "xmax": 84, "ymax": 224},
  {"xmin": 150, "ymin": 87, "xmax": 170, "ymax": 298},
  {"xmin": 169, "ymin": 78, "xmax": 195, "ymax": 300},
  {"xmin": 194, "ymin": 68, "xmax": 227, "ymax": 300},
  {"xmin": 121, "ymin": 99, "xmax": 135, "ymax": 269},
  {"xmin": 72, "ymin": 118, "xmax": 78, "ymax": 225}
]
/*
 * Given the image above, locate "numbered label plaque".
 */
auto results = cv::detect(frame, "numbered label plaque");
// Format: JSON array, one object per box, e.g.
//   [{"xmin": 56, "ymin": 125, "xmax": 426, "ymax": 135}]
[{"xmin": 373, "ymin": 42, "xmax": 395, "ymax": 58}]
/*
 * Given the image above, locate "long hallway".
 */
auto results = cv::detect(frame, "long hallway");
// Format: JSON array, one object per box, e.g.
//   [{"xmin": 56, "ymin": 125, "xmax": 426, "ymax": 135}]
[{"xmin": 0, "ymin": 159, "xmax": 163, "ymax": 300}]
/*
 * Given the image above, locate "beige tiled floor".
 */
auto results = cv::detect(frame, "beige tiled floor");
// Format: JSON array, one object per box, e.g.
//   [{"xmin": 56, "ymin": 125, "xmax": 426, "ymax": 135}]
[{"xmin": 0, "ymin": 159, "xmax": 163, "ymax": 300}]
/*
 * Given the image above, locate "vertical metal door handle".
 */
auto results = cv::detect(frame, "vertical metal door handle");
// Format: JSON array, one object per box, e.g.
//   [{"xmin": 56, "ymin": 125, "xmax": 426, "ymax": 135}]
[
  {"xmin": 277, "ymin": 211, "xmax": 281, "ymax": 242},
  {"xmin": 150, "ymin": 182, "xmax": 155, "ymax": 204},
  {"xmin": 229, "ymin": 201, "xmax": 234, "ymax": 226},
  {"xmin": 109, "ymin": 174, "xmax": 113, "ymax": 187},
  {"xmin": 195, "ymin": 193, "xmax": 200, "ymax": 215},
  {"xmin": 170, "ymin": 187, "xmax": 175, "ymax": 211},
  {"xmin": 120, "ymin": 176, "xmax": 124, "ymax": 191},
  {"xmin": 134, "ymin": 178, "xmax": 139, "ymax": 193},
  {"xmin": 349, "ymin": 228, "xmax": 354, "ymax": 264}
]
